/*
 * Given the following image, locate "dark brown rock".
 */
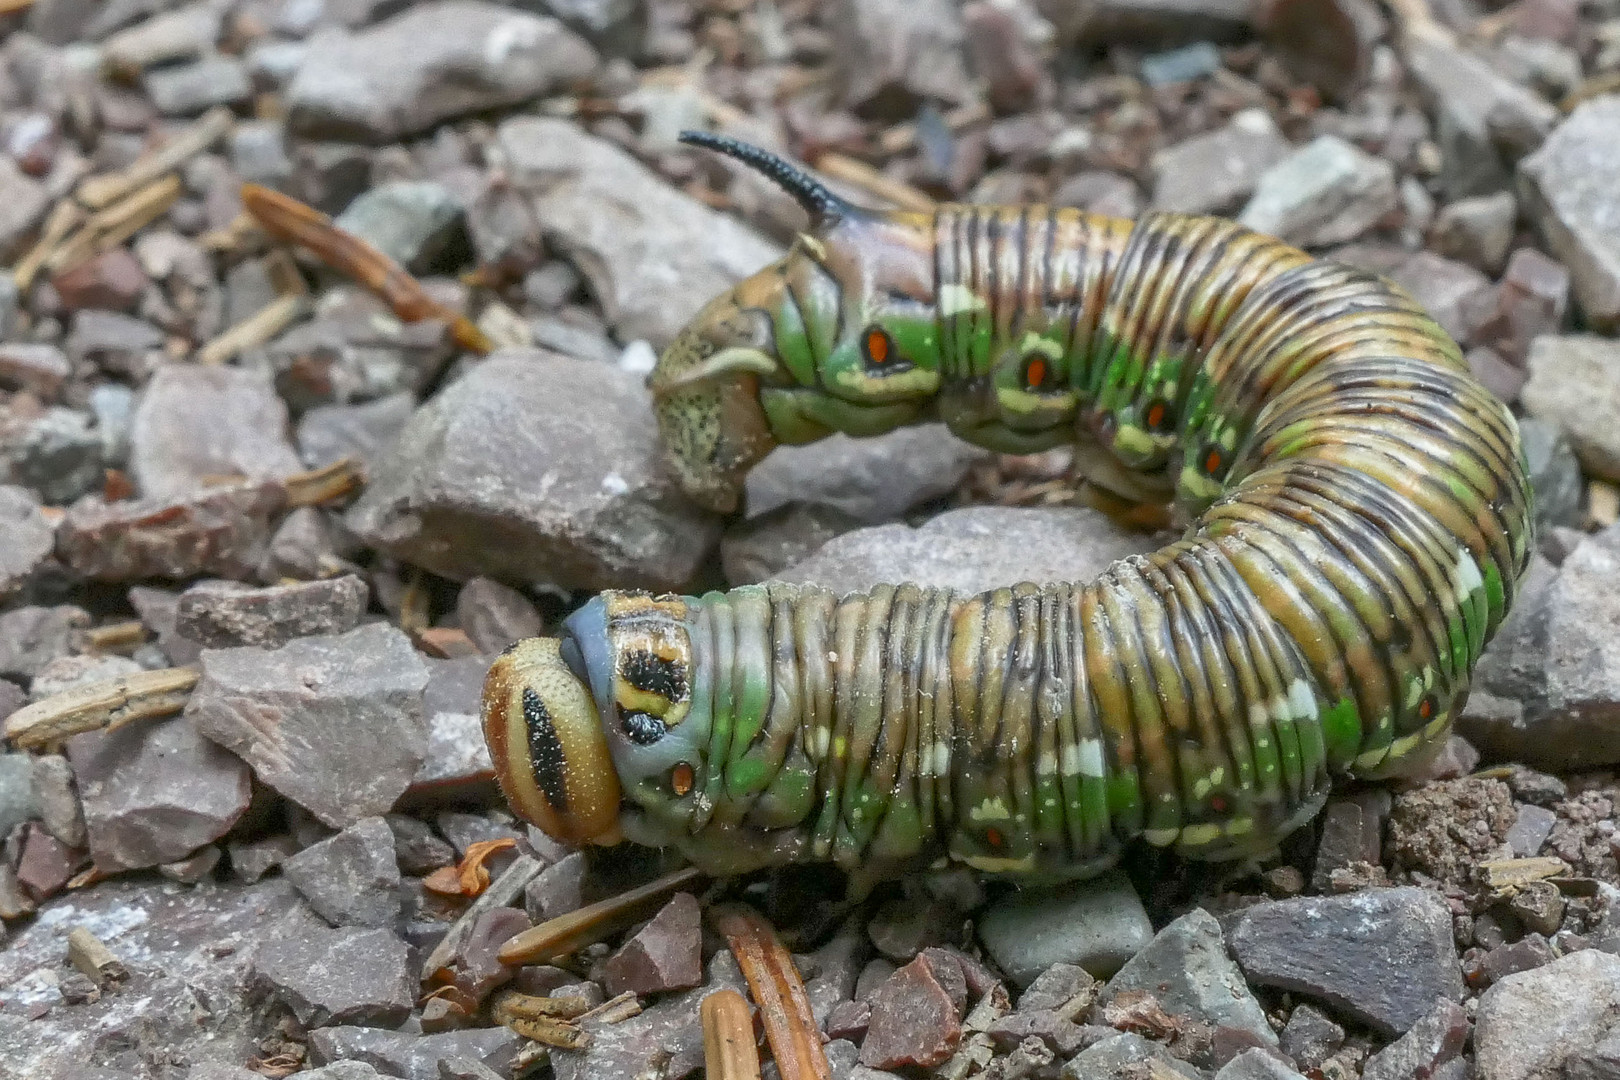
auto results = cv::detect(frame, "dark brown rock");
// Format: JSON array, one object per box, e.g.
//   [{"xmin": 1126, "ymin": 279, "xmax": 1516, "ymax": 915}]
[
  {"xmin": 14, "ymin": 822, "xmax": 83, "ymax": 902},
  {"xmin": 65, "ymin": 715, "xmax": 253, "ymax": 873},
  {"xmin": 445, "ymin": 906, "xmax": 532, "ymax": 1003},
  {"xmin": 962, "ymin": 0, "xmax": 1051, "ymax": 113},
  {"xmin": 186, "ymin": 622, "xmax": 431, "ymax": 828},
  {"xmin": 50, "ymin": 250, "xmax": 149, "ymax": 313},
  {"xmin": 1256, "ymin": 0, "xmax": 1385, "ymax": 101},
  {"xmin": 175, "ymin": 574, "xmax": 370, "ymax": 649},
  {"xmin": 602, "ymin": 892, "xmax": 703, "ymax": 996},
  {"xmin": 860, "ymin": 951, "xmax": 965, "ymax": 1070},
  {"xmin": 57, "ymin": 481, "xmax": 287, "ymax": 582}
]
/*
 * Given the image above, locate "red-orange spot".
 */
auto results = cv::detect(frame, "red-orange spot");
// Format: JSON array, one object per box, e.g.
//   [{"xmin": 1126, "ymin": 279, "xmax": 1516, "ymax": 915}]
[
  {"xmin": 1146, "ymin": 401, "xmax": 1167, "ymax": 430},
  {"xmin": 1418, "ymin": 696, "xmax": 1435, "ymax": 720},
  {"xmin": 865, "ymin": 328, "xmax": 890, "ymax": 364},
  {"xmin": 671, "ymin": 762, "xmax": 694, "ymax": 796},
  {"xmin": 1208, "ymin": 794, "xmax": 1228, "ymax": 814},
  {"xmin": 1204, "ymin": 448, "xmax": 1224, "ymax": 475},
  {"xmin": 1026, "ymin": 358, "xmax": 1047, "ymax": 388},
  {"xmin": 985, "ymin": 827, "xmax": 1004, "ymax": 850}
]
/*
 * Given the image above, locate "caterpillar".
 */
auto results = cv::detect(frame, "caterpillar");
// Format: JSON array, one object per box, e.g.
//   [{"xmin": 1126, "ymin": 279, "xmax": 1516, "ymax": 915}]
[{"xmin": 480, "ymin": 131, "xmax": 1536, "ymax": 894}]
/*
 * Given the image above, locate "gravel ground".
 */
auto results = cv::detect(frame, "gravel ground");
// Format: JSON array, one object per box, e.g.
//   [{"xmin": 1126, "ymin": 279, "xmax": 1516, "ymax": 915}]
[{"xmin": 0, "ymin": 0, "xmax": 1619, "ymax": 1078}]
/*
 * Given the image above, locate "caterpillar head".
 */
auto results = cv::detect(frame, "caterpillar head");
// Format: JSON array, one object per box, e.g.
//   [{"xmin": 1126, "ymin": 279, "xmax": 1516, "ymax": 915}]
[
  {"xmin": 481, "ymin": 593, "xmax": 707, "ymax": 850},
  {"xmin": 649, "ymin": 131, "xmax": 941, "ymax": 514}
]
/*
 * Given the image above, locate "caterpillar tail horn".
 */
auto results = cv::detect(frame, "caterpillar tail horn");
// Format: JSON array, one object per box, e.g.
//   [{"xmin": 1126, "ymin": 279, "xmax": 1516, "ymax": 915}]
[{"xmin": 481, "ymin": 638, "xmax": 624, "ymax": 847}]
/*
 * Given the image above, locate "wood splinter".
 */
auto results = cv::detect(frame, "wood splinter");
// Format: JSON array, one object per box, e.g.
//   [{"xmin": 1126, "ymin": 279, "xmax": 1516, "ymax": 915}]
[
  {"xmin": 703, "ymin": 988, "xmax": 764, "ymax": 1080},
  {"xmin": 3, "ymin": 667, "xmax": 200, "ymax": 750}
]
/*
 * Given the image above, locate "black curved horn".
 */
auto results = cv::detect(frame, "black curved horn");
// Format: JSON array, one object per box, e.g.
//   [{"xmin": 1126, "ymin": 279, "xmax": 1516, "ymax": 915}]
[{"xmin": 679, "ymin": 130, "xmax": 856, "ymax": 226}]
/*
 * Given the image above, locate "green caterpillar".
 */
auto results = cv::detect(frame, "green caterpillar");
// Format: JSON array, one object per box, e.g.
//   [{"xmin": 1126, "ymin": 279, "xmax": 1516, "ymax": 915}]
[{"xmin": 481, "ymin": 132, "xmax": 1535, "ymax": 894}]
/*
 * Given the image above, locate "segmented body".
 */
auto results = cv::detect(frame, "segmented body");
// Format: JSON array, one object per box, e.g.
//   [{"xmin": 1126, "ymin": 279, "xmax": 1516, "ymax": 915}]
[{"xmin": 485, "ymin": 164, "xmax": 1535, "ymax": 890}]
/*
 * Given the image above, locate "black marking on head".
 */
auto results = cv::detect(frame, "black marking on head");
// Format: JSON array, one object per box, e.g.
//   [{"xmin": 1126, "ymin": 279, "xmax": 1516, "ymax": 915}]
[
  {"xmin": 621, "ymin": 649, "xmax": 688, "ymax": 703},
  {"xmin": 622, "ymin": 711, "xmax": 668, "ymax": 746},
  {"xmin": 678, "ymin": 130, "xmax": 857, "ymax": 226},
  {"xmin": 522, "ymin": 687, "xmax": 569, "ymax": 811}
]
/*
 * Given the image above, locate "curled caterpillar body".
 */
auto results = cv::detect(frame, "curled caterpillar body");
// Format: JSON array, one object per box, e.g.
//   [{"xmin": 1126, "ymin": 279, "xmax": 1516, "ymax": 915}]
[{"xmin": 481, "ymin": 133, "xmax": 1535, "ymax": 889}]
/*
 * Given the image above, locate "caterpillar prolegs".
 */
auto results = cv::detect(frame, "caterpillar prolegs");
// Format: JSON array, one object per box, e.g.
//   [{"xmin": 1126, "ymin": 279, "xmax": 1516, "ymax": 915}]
[{"xmin": 480, "ymin": 132, "xmax": 1536, "ymax": 891}]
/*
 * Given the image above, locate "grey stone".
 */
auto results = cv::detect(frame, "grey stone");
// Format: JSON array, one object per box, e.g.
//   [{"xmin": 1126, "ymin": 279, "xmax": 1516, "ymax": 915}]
[
  {"xmin": 175, "ymin": 574, "xmax": 370, "ymax": 649},
  {"xmin": 64, "ymin": 310, "xmax": 164, "ymax": 380},
  {"xmin": 775, "ymin": 505, "xmax": 1158, "ymax": 596},
  {"xmin": 335, "ymin": 181, "xmax": 467, "ymax": 274},
  {"xmin": 828, "ymin": 0, "xmax": 973, "ymax": 118},
  {"xmin": 1431, "ymin": 192, "xmax": 1518, "ymax": 275},
  {"xmin": 297, "ymin": 391, "xmax": 417, "ymax": 472},
  {"xmin": 228, "ymin": 834, "xmax": 300, "ymax": 884},
  {"xmin": 29, "ymin": 754, "xmax": 84, "ymax": 848},
  {"xmin": 1406, "ymin": 36, "xmax": 1557, "ymax": 200},
  {"xmin": 0, "ymin": 157, "xmax": 50, "ymax": 264},
  {"xmin": 0, "ymin": 343, "xmax": 71, "ymax": 397},
  {"xmin": 286, "ymin": 2, "xmax": 597, "ymax": 143},
  {"xmin": 280, "ymin": 816, "xmax": 402, "ymax": 928},
  {"xmin": 1279, "ymin": 1003, "xmax": 1343, "ymax": 1070},
  {"xmin": 1519, "ymin": 416, "xmax": 1584, "ymax": 532},
  {"xmin": 344, "ymin": 349, "xmax": 722, "ymax": 593},
  {"xmin": 0, "ymin": 605, "xmax": 89, "ymax": 681},
  {"xmin": 387, "ymin": 813, "xmax": 456, "ymax": 875},
  {"xmin": 65, "ymin": 714, "xmax": 252, "ymax": 873},
  {"xmin": 186, "ymin": 622, "xmax": 431, "ymax": 828},
  {"xmin": 455, "ymin": 576, "xmax": 541, "ymax": 655},
  {"xmin": 262, "ymin": 506, "xmax": 353, "ymax": 581},
  {"xmin": 1, "ymin": 407, "xmax": 106, "ymax": 504},
  {"xmin": 0, "ymin": 753, "xmax": 36, "ymax": 842},
  {"xmin": 29, "ymin": 654, "xmax": 143, "ymax": 700},
  {"xmin": 1153, "ymin": 108, "xmax": 1291, "ymax": 216},
  {"xmin": 1098, "ymin": 908, "xmax": 1275, "ymax": 1046},
  {"xmin": 308, "ymin": 1025, "xmax": 524, "ymax": 1080},
  {"xmin": 1522, "ymin": 523, "xmax": 1620, "ymax": 768},
  {"xmin": 103, "ymin": 6, "xmax": 225, "ymax": 73},
  {"xmin": 722, "ymin": 502, "xmax": 863, "ymax": 586},
  {"xmin": 1361, "ymin": 998, "xmax": 1469, "ymax": 1080},
  {"xmin": 744, "ymin": 424, "xmax": 993, "ymax": 525},
  {"xmin": 0, "ymin": 486, "xmax": 52, "ymax": 596},
  {"xmin": 413, "ymin": 656, "xmax": 495, "ymax": 792},
  {"xmin": 1475, "ymin": 950, "xmax": 1620, "ymax": 1080},
  {"xmin": 1060, "ymin": 1032, "xmax": 1204, "ymax": 1080},
  {"xmin": 496, "ymin": 116, "xmax": 783, "ymax": 349},
  {"xmin": 1039, "ymin": 0, "xmax": 1252, "ymax": 49},
  {"xmin": 253, "ymin": 922, "xmax": 414, "ymax": 1027},
  {"xmin": 0, "ymin": 876, "xmax": 306, "ymax": 1079},
  {"xmin": 144, "ymin": 54, "xmax": 254, "ymax": 115},
  {"xmin": 1384, "ymin": 251, "xmax": 1492, "ymax": 347},
  {"xmin": 1506, "ymin": 803, "xmax": 1558, "ymax": 857},
  {"xmin": 1523, "ymin": 335, "xmax": 1620, "ymax": 483},
  {"xmin": 1227, "ymin": 887, "xmax": 1463, "ymax": 1037},
  {"xmin": 130, "ymin": 364, "xmax": 304, "ymax": 502},
  {"xmin": 1216, "ymin": 1048, "xmax": 1308, "ymax": 1080},
  {"xmin": 525, "ymin": 850, "xmax": 586, "ymax": 922},
  {"xmin": 1239, "ymin": 134, "xmax": 1398, "ymax": 248},
  {"xmin": 1517, "ymin": 95, "xmax": 1620, "ymax": 332},
  {"xmin": 229, "ymin": 119, "xmax": 294, "ymax": 190},
  {"xmin": 977, "ymin": 870, "xmax": 1153, "ymax": 988}
]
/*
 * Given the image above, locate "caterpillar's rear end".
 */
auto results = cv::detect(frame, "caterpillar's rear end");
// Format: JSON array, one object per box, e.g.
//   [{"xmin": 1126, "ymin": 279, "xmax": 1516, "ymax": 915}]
[{"xmin": 481, "ymin": 133, "xmax": 1535, "ymax": 890}]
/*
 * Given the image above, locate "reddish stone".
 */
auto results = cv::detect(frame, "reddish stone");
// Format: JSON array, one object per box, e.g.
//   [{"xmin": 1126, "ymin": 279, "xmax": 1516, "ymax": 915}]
[
  {"xmin": 825, "ymin": 998, "xmax": 872, "ymax": 1041},
  {"xmin": 859, "ymin": 951, "xmax": 965, "ymax": 1070},
  {"xmin": 51, "ymin": 249, "xmax": 150, "ymax": 313},
  {"xmin": 15, "ymin": 822, "xmax": 85, "ymax": 902},
  {"xmin": 962, "ymin": 1, "xmax": 1051, "ymax": 114},
  {"xmin": 601, "ymin": 891, "xmax": 703, "ymax": 996}
]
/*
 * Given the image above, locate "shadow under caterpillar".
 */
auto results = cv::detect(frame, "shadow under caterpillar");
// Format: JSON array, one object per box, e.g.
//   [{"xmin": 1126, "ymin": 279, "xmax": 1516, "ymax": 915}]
[{"xmin": 481, "ymin": 132, "xmax": 1535, "ymax": 896}]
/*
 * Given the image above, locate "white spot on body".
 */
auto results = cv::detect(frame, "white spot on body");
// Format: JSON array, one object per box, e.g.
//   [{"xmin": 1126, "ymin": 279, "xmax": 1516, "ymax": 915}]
[
  {"xmin": 939, "ymin": 284, "xmax": 989, "ymax": 317},
  {"xmin": 601, "ymin": 472, "xmax": 630, "ymax": 496}
]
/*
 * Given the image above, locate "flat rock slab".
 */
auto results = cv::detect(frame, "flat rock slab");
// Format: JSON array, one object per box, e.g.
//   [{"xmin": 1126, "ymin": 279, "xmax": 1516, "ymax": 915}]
[
  {"xmin": 495, "ymin": 117, "xmax": 784, "ymax": 349},
  {"xmin": 252, "ymin": 923, "xmax": 415, "ymax": 1028},
  {"xmin": 976, "ymin": 869, "xmax": 1154, "ymax": 988},
  {"xmin": 1518, "ymin": 96, "xmax": 1620, "ymax": 331},
  {"xmin": 66, "ymin": 715, "xmax": 253, "ymax": 873},
  {"xmin": 775, "ymin": 505, "xmax": 1161, "ymax": 596},
  {"xmin": 286, "ymin": 1, "xmax": 597, "ymax": 143},
  {"xmin": 129, "ymin": 364, "xmax": 304, "ymax": 501},
  {"xmin": 174, "ymin": 574, "xmax": 371, "ymax": 649},
  {"xmin": 345, "ymin": 349, "xmax": 722, "ymax": 593},
  {"xmin": 0, "ymin": 484, "xmax": 53, "ymax": 595},
  {"xmin": 308, "ymin": 1024, "xmax": 525, "ymax": 1080},
  {"xmin": 186, "ymin": 622, "xmax": 431, "ymax": 829},
  {"xmin": 1475, "ymin": 949, "xmax": 1620, "ymax": 1080},
  {"xmin": 0, "ymin": 877, "xmax": 306, "ymax": 1079},
  {"xmin": 280, "ymin": 816, "xmax": 402, "ymax": 929},
  {"xmin": 1226, "ymin": 886, "xmax": 1463, "ymax": 1037}
]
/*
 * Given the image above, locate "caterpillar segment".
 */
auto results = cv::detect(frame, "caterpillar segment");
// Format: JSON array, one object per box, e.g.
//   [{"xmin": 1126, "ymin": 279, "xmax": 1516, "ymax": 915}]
[{"xmin": 480, "ymin": 132, "xmax": 1536, "ymax": 889}]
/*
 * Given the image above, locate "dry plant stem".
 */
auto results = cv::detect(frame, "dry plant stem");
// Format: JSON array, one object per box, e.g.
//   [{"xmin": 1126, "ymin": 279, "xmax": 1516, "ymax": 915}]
[
  {"xmin": 282, "ymin": 457, "xmax": 365, "ymax": 507},
  {"xmin": 1480, "ymin": 856, "xmax": 1569, "ymax": 890},
  {"xmin": 240, "ymin": 182, "xmax": 493, "ymax": 354},
  {"xmin": 420, "ymin": 853, "xmax": 546, "ymax": 984},
  {"xmin": 0, "ymin": 0, "xmax": 38, "ymax": 15},
  {"xmin": 84, "ymin": 620, "xmax": 148, "ymax": 653},
  {"xmin": 67, "ymin": 927, "xmax": 129, "ymax": 983},
  {"xmin": 3, "ymin": 667, "xmax": 199, "ymax": 750},
  {"xmin": 710, "ymin": 903, "xmax": 832, "ymax": 1080},
  {"xmin": 47, "ymin": 175, "xmax": 184, "ymax": 277},
  {"xmin": 198, "ymin": 294, "xmax": 310, "ymax": 365},
  {"xmin": 877, "ymin": 101, "xmax": 991, "ymax": 156},
  {"xmin": 12, "ymin": 200, "xmax": 84, "ymax": 290},
  {"xmin": 497, "ymin": 865, "xmax": 705, "ymax": 966},
  {"xmin": 76, "ymin": 106, "xmax": 234, "ymax": 210},
  {"xmin": 492, "ymin": 993, "xmax": 592, "ymax": 1049},
  {"xmin": 809, "ymin": 152, "xmax": 937, "ymax": 213},
  {"xmin": 575, "ymin": 990, "xmax": 640, "ymax": 1025},
  {"xmin": 492, "ymin": 993, "xmax": 593, "ymax": 1021},
  {"xmin": 704, "ymin": 988, "xmax": 764, "ymax": 1080}
]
